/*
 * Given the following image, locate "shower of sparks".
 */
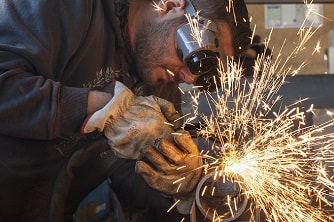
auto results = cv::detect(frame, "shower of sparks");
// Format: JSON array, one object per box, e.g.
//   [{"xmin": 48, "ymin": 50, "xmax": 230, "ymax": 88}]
[
  {"xmin": 312, "ymin": 40, "xmax": 322, "ymax": 55},
  {"xmin": 304, "ymin": 0, "xmax": 333, "ymax": 23},
  {"xmin": 151, "ymin": 0, "xmax": 165, "ymax": 13},
  {"xmin": 185, "ymin": 12, "xmax": 207, "ymax": 48},
  {"xmin": 178, "ymin": 2, "xmax": 334, "ymax": 222}
]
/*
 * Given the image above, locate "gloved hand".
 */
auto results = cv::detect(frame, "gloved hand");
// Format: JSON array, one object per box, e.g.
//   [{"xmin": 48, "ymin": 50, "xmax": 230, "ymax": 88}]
[
  {"xmin": 135, "ymin": 130, "xmax": 203, "ymax": 214},
  {"xmin": 81, "ymin": 81, "xmax": 181, "ymax": 159}
]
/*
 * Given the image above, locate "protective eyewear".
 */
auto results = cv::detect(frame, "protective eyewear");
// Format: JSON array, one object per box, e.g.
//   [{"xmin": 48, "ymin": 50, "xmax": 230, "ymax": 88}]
[{"xmin": 176, "ymin": 0, "xmax": 222, "ymax": 90}]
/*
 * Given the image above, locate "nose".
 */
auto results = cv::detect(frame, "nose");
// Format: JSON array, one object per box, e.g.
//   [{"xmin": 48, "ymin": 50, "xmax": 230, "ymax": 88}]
[{"xmin": 179, "ymin": 67, "xmax": 197, "ymax": 84}]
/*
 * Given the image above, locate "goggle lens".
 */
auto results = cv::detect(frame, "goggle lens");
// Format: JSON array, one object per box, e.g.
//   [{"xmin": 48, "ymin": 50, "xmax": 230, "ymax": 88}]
[{"xmin": 185, "ymin": 50, "xmax": 219, "ymax": 76}]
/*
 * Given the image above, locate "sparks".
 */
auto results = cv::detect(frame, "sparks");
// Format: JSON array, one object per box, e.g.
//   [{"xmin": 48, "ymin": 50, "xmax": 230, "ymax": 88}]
[
  {"xmin": 179, "ymin": 1, "xmax": 334, "ymax": 221},
  {"xmin": 185, "ymin": 12, "xmax": 205, "ymax": 47},
  {"xmin": 151, "ymin": 0, "xmax": 164, "ymax": 13},
  {"xmin": 187, "ymin": 54, "xmax": 334, "ymax": 220},
  {"xmin": 312, "ymin": 40, "xmax": 322, "ymax": 55},
  {"xmin": 166, "ymin": 68, "xmax": 175, "ymax": 76}
]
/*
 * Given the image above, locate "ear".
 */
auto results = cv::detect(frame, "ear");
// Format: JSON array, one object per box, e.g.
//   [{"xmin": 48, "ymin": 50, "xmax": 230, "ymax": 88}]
[{"xmin": 158, "ymin": 0, "xmax": 185, "ymax": 15}]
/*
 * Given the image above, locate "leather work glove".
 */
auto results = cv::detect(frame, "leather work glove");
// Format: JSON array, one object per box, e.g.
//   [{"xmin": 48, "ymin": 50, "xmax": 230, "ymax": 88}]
[
  {"xmin": 135, "ymin": 130, "xmax": 203, "ymax": 214},
  {"xmin": 82, "ymin": 81, "xmax": 181, "ymax": 159}
]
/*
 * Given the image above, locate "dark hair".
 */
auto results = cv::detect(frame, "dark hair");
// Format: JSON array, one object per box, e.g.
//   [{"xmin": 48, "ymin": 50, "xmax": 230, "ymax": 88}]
[{"xmin": 192, "ymin": 0, "xmax": 252, "ymax": 55}]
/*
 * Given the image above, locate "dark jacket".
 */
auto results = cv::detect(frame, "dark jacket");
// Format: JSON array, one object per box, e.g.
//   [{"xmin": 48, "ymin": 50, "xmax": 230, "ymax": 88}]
[
  {"xmin": 0, "ymin": 0, "xmax": 181, "ymax": 221},
  {"xmin": 0, "ymin": 0, "xmax": 131, "ymax": 140}
]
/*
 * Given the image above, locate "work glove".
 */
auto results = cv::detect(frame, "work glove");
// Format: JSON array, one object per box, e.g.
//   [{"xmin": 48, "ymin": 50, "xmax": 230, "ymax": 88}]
[
  {"xmin": 135, "ymin": 130, "xmax": 203, "ymax": 214},
  {"xmin": 82, "ymin": 81, "xmax": 181, "ymax": 159}
]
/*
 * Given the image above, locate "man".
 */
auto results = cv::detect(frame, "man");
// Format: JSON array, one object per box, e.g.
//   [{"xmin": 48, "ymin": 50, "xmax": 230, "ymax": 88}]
[{"xmin": 0, "ymin": 0, "xmax": 251, "ymax": 221}]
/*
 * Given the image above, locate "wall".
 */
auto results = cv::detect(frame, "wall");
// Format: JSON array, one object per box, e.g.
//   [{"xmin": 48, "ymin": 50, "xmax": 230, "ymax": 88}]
[{"xmin": 247, "ymin": 3, "xmax": 334, "ymax": 74}]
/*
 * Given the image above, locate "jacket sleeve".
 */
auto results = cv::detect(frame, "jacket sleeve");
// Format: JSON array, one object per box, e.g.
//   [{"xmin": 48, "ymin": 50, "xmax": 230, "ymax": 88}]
[{"xmin": 0, "ymin": 0, "xmax": 91, "ymax": 140}]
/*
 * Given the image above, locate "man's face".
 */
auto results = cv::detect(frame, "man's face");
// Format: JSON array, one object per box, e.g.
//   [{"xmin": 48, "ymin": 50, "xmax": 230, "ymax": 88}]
[
  {"xmin": 133, "ymin": 13, "xmax": 201, "ymax": 86},
  {"xmin": 132, "ymin": 9, "xmax": 234, "ymax": 87}
]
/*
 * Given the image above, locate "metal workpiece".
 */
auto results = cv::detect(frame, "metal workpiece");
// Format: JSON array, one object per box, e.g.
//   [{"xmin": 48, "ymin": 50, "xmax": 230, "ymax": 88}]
[{"xmin": 195, "ymin": 171, "xmax": 249, "ymax": 222}]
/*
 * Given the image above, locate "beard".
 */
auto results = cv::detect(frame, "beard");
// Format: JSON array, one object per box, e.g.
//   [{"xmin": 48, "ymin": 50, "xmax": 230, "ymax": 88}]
[{"xmin": 133, "ymin": 17, "xmax": 185, "ymax": 86}]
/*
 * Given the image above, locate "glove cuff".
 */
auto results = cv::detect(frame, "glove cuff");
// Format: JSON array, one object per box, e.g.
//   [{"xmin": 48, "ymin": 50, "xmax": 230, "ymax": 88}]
[
  {"xmin": 173, "ymin": 191, "xmax": 196, "ymax": 215},
  {"xmin": 80, "ymin": 113, "xmax": 94, "ymax": 134},
  {"xmin": 81, "ymin": 81, "xmax": 134, "ymax": 134}
]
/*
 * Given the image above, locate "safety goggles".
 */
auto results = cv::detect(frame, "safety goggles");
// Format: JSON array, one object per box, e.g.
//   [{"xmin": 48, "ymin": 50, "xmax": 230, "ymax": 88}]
[{"xmin": 175, "ymin": 0, "xmax": 221, "ymax": 90}]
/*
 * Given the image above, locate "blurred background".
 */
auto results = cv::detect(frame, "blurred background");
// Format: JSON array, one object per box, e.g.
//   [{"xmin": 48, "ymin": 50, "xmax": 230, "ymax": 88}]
[{"xmin": 245, "ymin": 0, "xmax": 334, "ymax": 75}]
